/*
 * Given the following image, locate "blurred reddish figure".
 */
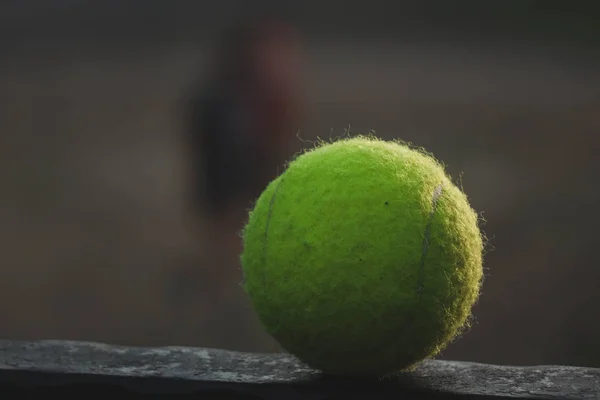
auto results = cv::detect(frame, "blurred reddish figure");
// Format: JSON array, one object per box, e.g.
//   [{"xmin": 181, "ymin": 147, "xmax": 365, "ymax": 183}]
[
  {"xmin": 189, "ymin": 18, "xmax": 305, "ymax": 221},
  {"xmin": 175, "ymin": 17, "xmax": 306, "ymax": 349}
]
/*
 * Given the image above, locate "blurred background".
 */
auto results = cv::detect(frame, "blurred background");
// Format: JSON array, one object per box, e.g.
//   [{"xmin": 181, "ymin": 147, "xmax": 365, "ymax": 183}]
[{"xmin": 1, "ymin": 1, "xmax": 599, "ymax": 368}]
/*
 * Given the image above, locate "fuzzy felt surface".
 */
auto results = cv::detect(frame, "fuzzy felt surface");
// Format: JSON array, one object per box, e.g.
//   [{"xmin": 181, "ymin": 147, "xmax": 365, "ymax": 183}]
[{"xmin": 241, "ymin": 136, "xmax": 484, "ymax": 376}]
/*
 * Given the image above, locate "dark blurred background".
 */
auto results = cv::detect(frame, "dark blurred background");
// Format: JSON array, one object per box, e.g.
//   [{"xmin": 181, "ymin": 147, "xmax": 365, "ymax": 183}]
[{"xmin": 1, "ymin": 1, "xmax": 599, "ymax": 368}]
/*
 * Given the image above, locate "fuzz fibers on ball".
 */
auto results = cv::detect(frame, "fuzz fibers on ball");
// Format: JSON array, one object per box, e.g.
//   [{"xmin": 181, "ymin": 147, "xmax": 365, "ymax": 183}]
[{"xmin": 241, "ymin": 136, "xmax": 484, "ymax": 377}]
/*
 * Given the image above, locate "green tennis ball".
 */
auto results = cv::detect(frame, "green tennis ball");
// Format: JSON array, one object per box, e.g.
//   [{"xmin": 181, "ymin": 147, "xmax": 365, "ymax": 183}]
[{"xmin": 241, "ymin": 136, "xmax": 484, "ymax": 376}]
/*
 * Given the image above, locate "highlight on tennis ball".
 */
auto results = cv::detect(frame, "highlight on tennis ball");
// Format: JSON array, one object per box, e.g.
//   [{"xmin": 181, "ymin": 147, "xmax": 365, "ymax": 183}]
[{"xmin": 241, "ymin": 135, "xmax": 484, "ymax": 377}]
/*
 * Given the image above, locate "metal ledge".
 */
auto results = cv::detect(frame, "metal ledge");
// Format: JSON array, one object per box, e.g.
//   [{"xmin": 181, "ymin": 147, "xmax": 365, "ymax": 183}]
[{"xmin": 0, "ymin": 340, "xmax": 598, "ymax": 399}]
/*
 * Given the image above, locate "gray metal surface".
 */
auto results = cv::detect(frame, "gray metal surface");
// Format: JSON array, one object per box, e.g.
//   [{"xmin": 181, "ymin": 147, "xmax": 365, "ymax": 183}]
[{"xmin": 0, "ymin": 339, "xmax": 598, "ymax": 399}]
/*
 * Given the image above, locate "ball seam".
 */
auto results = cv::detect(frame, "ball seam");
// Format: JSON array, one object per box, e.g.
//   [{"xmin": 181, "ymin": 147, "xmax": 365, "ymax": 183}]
[
  {"xmin": 261, "ymin": 178, "xmax": 285, "ymax": 287},
  {"xmin": 417, "ymin": 183, "xmax": 444, "ymax": 298}
]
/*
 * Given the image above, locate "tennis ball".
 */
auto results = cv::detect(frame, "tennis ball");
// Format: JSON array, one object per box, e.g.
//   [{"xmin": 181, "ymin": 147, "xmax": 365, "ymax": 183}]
[{"xmin": 241, "ymin": 136, "xmax": 484, "ymax": 376}]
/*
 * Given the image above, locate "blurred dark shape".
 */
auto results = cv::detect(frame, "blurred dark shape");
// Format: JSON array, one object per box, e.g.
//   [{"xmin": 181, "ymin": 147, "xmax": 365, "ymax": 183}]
[
  {"xmin": 186, "ymin": 18, "xmax": 304, "ymax": 221},
  {"xmin": 169, "ymin": 17, "xmax": 305, "ymax": 350}
]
